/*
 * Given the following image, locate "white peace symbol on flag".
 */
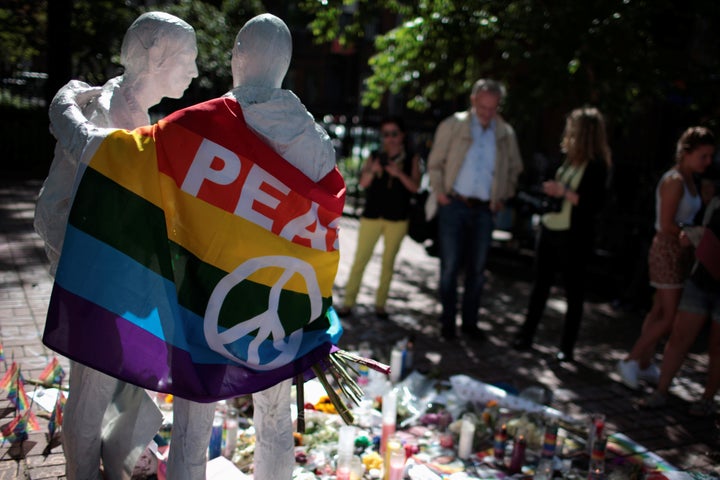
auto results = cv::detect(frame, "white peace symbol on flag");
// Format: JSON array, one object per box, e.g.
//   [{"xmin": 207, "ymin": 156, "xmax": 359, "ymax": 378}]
[{"xmin": 203, "ymin": 255, "xmax": 323, "ymax": 371}]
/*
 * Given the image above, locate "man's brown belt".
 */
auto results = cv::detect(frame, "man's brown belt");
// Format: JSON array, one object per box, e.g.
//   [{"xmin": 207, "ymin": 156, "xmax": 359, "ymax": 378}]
[{"xmin": 451, "ymin": 192, "xmax": 490, "ymax": 209}]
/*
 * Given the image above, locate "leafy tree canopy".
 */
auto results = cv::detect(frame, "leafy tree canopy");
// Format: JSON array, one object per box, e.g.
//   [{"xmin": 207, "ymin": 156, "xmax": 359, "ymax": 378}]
[
  {"xmin": 0, "ymin": 1, "xmax": 47, "ymax": 75},
  {"xmin": 300, "ymin": 0, "xmax": 720, "ymax": 128}
]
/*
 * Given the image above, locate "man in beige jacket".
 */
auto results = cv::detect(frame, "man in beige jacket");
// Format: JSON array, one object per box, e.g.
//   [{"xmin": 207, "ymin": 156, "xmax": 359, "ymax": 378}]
[{"xmin": 427, "ymin": 78, "xmax": 523, "ymax": 340}]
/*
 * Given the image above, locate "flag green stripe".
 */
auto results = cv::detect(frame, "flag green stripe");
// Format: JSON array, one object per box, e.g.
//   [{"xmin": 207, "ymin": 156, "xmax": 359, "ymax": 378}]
[
  {"xmin": 70, "ymin": 167, "xmax": 331, "ymax": 332},
  {"xmin": 69, "ymin": 167, "xmax": 175, "ymax": 281}
]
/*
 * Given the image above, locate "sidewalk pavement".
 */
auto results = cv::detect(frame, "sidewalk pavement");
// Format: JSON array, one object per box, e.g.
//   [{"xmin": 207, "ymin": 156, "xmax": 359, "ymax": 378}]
[{"xmin": 0, "ymin": 178, "xmax": 718, "ymax": 478}]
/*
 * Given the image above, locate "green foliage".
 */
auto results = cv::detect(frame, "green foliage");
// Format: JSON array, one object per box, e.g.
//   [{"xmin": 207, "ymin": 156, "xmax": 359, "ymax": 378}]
[
  {"xmin": 152, "ymin": 0, "xmax": 265, "ymax": 97},
  {"xmin": 0, "ymin": 1, "xmax": 47, "ymax": 75},
  {"xmin": 301, "ymin": 0, "xmax": 388, "ymax": 45},
  {"xmin": 300, "ymin": 0, "xmax": 720, "ymax": 128},
  {"xmin": 69, "ymin": 1, "xmax": 142, "ymax": 84}
]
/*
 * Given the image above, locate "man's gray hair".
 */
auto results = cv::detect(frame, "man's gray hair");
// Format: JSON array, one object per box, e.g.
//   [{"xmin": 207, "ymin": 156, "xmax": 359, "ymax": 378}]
[{"xmin": 471, "ymin": 78, "xmax": 506, "ymax": 101}]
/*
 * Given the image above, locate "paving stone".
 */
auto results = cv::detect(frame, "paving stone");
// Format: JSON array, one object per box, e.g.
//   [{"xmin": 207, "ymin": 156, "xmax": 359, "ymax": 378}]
[{"xmin": 0, "ymin": 460, "xmax": 26, "ymax": 480}]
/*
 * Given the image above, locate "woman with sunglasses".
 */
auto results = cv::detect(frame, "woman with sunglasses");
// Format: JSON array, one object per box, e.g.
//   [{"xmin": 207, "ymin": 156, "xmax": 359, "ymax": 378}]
[{"xmin": 337, "ymin": 116, "xmax": 422, "ymax": 319}]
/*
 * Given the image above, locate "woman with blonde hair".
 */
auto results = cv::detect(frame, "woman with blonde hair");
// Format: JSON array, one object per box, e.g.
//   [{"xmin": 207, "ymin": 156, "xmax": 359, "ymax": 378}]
[
  {"xmin": 513, "ymin": 107, "xmax": 612, "ymax": 362},
  {"xmin": 618, "ymin": 126, "xmax": 714, "ymax": 389}
]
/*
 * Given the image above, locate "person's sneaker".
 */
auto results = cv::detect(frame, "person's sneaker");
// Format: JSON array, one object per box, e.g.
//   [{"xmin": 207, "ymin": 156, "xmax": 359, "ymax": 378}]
[
  {"xmin": 638, "ymin": 363, "xmax": 661, "ymax": 385},
  {"xmin": 617, "ymin": 359, "xmax": 640, "ymax": 390},
  {"xmin": 636, "ymin": 391, "xmax": 667, "ymax": 409},
  {"xmin": 689, "ymin": 398, "xmax": 716, "ymax": 417}
]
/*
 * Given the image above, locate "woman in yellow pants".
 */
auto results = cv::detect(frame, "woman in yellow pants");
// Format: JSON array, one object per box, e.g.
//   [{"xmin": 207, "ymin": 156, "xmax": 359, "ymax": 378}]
[{"xmin": 338, "ymin": 116, "xmax": 421, "ymax": 318}]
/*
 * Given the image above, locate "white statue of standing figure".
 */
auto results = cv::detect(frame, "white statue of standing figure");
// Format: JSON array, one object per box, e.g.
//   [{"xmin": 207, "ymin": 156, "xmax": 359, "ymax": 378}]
[
  {"xmin": 44, "ymin": 12, "xmax": 337, "ymax": 480},
  {"xmin": 227, "ymin": 15, "xmax": 336, "ymax": 480},
  {"xmin": 36, "ymin": 12, "xmax": 218, "ymax": 480}
]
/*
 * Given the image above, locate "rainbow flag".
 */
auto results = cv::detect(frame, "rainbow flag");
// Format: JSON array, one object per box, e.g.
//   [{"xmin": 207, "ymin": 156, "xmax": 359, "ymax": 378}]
[
  {"xmin": 0, "ymin": 342, "xmax": 4, "ymax": 362},
  {"xmin": 8, "ymin": 375, "xmax": 31, "ymax": 411},
  {"xmin": 48, "ymin": 391, "xmax": 66, "ymax": 439},
  {"xmin": 608, "ymin": 432, "xmax": 676, "ymax": 472},
  {"xmin": 43, "ymin": 98, "xmax": 345, "ymax": 402},
  {"xmin": 0, "ymin": 362, "xmax": 18, "ymax": 391},
  {"xmin": 1, "ymin": 410, "xmax": 39, "ymax": 443},
  {"xmin": 38, "ymin": 357, "xmax": 65, "ymax": 385}
]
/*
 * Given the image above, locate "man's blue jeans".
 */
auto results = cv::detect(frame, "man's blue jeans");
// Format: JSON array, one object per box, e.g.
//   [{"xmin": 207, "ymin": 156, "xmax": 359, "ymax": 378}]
[{"xmin": 438, "ymin": 197, "xmax": 494, "ymax": 331}]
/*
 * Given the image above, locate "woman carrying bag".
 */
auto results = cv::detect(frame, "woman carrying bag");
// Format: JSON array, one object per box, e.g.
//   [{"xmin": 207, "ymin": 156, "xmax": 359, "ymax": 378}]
[{"xmin": 513, "ymin": 107, "xmax": 612, "ymax": 362}]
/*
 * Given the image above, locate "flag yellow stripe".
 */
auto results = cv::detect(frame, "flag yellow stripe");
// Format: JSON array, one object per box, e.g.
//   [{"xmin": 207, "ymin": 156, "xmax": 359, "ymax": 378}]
[
  {"xmin": 158, "ymin": 174, "xmax": 338, "ymax": 296},
  {"xmin": 89, "ymin": 129, "xmax": 163, "ymax": 207},
  {"xmin": 88, "ymin": 130, "xmax": 337, "ymax": 296}
]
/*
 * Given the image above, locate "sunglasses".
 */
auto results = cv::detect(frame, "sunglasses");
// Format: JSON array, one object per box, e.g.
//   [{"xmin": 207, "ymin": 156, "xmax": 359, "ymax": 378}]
[{"xmin": 381, "ymin": 130, "xmax": 400, "ymax": 138}]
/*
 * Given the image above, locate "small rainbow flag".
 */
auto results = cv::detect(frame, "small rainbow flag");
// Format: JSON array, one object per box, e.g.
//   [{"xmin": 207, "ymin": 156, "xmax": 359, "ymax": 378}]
[
  {"xmin": 38, "ymin": 357, "xmax": 65, "ymax": 386},
  {"xmin": 48, "ymin": 391, "xmax": 66, "ymax": 439},
  {"xmin": 44, "ymin": 98, "xmax": 345, "ymax": 402},
  {"xmin": 0, "ymin": 342, "xmax": 4, "ymax": 362},
  {"xmin": 608, "ymin": 432, "xmax": 676, "ymax": 472},
  {"xmin": 1, "ymin": 410, "xmax": 39, "ymax": 443},
  {"xmin": 0, "ymin": 362, "xmax": 18, "ymax": 391},
  {"xmin": 8, "ymin": 375, "xmax": 32, "ymax": 412},
  {"xmin": 1, "ymin": 413, "xmax": 28, "ymax": 443}
]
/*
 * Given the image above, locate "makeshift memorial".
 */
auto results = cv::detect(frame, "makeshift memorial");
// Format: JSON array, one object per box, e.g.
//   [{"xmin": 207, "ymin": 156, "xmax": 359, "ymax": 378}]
[{"xmin": 214, "ymin": 369, "xmax": 685, "ymax": 479}]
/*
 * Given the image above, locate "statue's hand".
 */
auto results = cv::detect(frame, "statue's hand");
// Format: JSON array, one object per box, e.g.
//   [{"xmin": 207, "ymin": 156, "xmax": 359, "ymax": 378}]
[
  {"xmin": 49, "ymin": 80, "xmax": 103, "ymax": 161},
  {"xmin": 51, "ymin": 80, "xmax": 102, "ymax": 114}
]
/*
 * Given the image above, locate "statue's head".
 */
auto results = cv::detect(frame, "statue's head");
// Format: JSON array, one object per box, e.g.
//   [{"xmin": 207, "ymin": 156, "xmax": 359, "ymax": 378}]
[
  {"xmin": 120, "ymin": 11, "xmax": 198, "ymax": 99},
  {"xmin": 231, "ymin": 14, "xmax": 292, "ymax": 89}
]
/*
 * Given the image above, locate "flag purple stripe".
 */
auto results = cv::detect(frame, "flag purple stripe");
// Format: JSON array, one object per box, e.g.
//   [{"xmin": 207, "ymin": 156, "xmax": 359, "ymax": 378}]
[{"xmin": 43, "ymin": 284, "xmax": 334, "ymax": 402}]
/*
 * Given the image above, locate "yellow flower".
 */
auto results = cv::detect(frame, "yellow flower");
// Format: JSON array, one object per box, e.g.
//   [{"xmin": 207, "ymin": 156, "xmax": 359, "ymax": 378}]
[
  {"xmin": 362, "ymin": 451, "xmax": 383, "ymax": 470},
  {"xmin": 314, "ymin": 396, "xmax": 338, "ymax": 414}
]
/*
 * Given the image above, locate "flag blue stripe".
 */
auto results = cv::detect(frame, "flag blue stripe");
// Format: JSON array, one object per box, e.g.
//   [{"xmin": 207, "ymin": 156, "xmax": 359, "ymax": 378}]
[{"xmin": 56, "ymin": 225, "xmax": 340, "ymax": 366}]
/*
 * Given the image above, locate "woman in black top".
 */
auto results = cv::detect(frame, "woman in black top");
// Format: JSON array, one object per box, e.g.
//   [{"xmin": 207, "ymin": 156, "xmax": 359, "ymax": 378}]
[
  {"xmin": 337, "ymin": 116, "xmax": 421, "ymax": 318},
  {"xmin": 513, "ymin": 107, "xmax": 612, "ymax": 361}
]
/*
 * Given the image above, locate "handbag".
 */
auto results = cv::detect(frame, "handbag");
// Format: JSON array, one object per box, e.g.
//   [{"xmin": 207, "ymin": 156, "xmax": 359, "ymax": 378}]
[
  {"xmin": 516, "ymin": 188, "xmax": 563, "ymax": 215},
  {"xmin": 407, "ymin": 190, "xmax": 437, "ymax": 243}
]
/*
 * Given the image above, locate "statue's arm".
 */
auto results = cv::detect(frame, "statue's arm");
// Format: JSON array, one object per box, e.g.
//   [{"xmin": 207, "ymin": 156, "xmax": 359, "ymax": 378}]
[{"xmin": 48, "ymin": 80, "xmax": 105, "ymax": 162}]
